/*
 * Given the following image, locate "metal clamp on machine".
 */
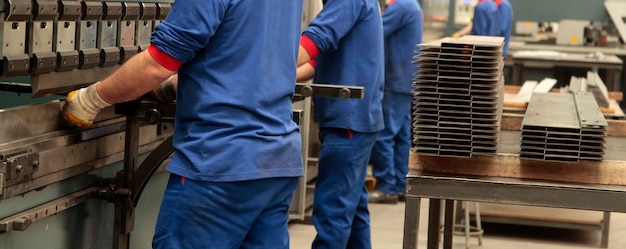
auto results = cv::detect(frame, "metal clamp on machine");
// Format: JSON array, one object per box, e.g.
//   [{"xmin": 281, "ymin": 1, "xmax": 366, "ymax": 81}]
[
  {"xmin": 77, "ymin": 1, "xmax": 102, "ymax": 69},
  {"xmin": 154, "ymin": 3, "xmax": 170, "ymax": 26},
  {"xmin": 55, "ymin": 0, "xmax": 81, "ymax": 71},
  {"xmin": 29, "ymin": 0, "xmax": 58, "ymax": 74},
  {"xmin": 99, "ymin": 2, "xmax": 122, "ymax": 67},
  {"xmin": 119, "ymin": 2, "xmax": 140, "ymax": 63},
  {"xmin": 1, "ymin": 0, "xmax": 31, "ymax": 76},
  {"xmin": 136, "ymin": 3, "xmax": 157, "ymax": 51}
]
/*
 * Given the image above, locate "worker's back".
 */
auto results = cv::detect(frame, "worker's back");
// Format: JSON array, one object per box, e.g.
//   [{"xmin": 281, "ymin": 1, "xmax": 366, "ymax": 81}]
[
  {"xmin": 498, "ymin": 0, "xmax": 513, "ymax": 56},
  {"xmin": 304, "ymin": 0, "xmax": 385, "ymax": 133},
  {"xmin": 382, "ymin": 0, "xmax": 423, "ymax": 95},
  {"xmin": 150, "ymin": 0, "xmax": 304, "ymax": 181},
  {"xmin": 471, "ymin": 0, "xmax": 500, "ymax": 37}
]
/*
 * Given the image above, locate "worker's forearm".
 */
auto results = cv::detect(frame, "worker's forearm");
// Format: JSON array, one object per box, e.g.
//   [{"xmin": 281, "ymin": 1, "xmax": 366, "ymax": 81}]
[
  {"xmin": 297, "ymin": 45, "xmax": 311, "ymax": 67},
  {"xmin": 296, "ymin": 63, "xmax": 315, "ymax": 82},
  {"xmin": 96, "ymin": 51, "xmax": 176, "ymax": 104},
  {"xmin": 457, "ymin": 23, "xmax": 473, "ymax": 36}
]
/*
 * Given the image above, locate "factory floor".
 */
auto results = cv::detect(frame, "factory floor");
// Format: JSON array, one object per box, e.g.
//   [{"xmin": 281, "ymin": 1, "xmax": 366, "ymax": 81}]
[{"xmin": 288, "ymin": 200, "xmax": 626, "ymax": 249}]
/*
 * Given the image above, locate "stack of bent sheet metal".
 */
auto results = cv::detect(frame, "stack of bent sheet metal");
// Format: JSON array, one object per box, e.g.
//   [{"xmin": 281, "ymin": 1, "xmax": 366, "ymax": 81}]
[
  {"xmin": 520, "ymin": 92, "xmax": 607, "ymax": 163},
  {"xmin": 412, "ymin": 36, "xmax": 505, "ymax": 158}
]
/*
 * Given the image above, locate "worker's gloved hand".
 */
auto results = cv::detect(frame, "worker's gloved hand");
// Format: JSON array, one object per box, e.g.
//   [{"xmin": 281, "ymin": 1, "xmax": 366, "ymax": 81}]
[
  {"xmin": 61, "ymin": 83, "xmax": 111, "ymax": 127},
  {"xmin": 148, "ymin": 76, "xmax": 177, "ymax": 102},
  {"xmin": 452, "ymin": 33, "xmax": 461, "ymax": 38}
]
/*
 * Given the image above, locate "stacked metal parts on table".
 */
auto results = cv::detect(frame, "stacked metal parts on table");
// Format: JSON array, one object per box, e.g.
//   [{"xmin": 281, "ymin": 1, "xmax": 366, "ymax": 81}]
[
  {"xmin": 412, "ymin": 35, "xmax": 505, "ymax": 158},
  {"xmin": 520, "ymin": 92, "xmax": 607, "ymax": 162}
]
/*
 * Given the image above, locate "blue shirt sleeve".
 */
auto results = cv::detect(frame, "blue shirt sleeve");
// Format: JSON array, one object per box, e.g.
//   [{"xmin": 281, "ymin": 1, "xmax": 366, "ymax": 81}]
[
  {"xmin": 150, "ymin": 0, "xmax": 228, "ymax": 62},
  {"xmin": 470, "ymin": 4, "xmax": 488, "ymax": 36},
  {"xmin": 382, "ymin": 1, "xmax": 405, "ymax": 38},
  {"xmin": 303, "ymin": 0, "xmax": 362, "ymax": 52}
]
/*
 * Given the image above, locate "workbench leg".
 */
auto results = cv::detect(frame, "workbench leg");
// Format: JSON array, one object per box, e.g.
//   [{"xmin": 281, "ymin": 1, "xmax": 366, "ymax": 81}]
[
  {"xmin": 403, "ymin": 197, "xmax": 421, "ymax": 249},
  {"xmin": 442, "ymin": 200, "xmax": 455, "ymax": 249},
  {"xmin": 512, "ymin": 62, "xmax": 524, "ymax": 85},
  {"xmin": 601, "ymin": 211, "xmax": 611, "ymax": 248},
  {"xmin": 427, "ymin": 199, "xmax": 442, "ymax": 249},
  {"xmin": 607, "ymin": 69, "xmax": 618, "ymax": 92}
]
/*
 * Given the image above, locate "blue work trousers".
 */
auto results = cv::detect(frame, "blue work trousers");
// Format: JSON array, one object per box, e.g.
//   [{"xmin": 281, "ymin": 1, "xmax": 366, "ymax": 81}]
[
  {"xmin": 312, "ymin": 128, "xmax": 379, "ymax": 249},
  {"xmin": 152, "ymin": 174, "xmax": 298, "ymax": 249},
  {"xmin": 370, "ymin": 92, "xmax": 412, "ymax": 195}
]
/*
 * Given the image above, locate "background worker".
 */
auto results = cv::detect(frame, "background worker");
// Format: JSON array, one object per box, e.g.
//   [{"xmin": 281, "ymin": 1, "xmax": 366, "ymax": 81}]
[
  {"xmin": 296, "ymin": 0, "xmax": 385, "ymax": 246},
  {"xmin": 61, "ymin": 0, "xmax": 305, "ymax": 247},
  {"xmin": 498, "ymin": 0, "xmax": 513, "ymax": 56},
  {"xmin": 452, "ymin": 0, "xmax": 500, "ymax": 38},
  {"xmin": 368, "ymin": 0, "xmax": 424, "ymax": 204}
]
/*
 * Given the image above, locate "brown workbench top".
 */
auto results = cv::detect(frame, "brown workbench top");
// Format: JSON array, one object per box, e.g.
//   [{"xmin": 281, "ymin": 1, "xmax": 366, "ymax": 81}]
[{"xmin": 410, "ymin": 130, "xmax": 626, "ymax": 186}]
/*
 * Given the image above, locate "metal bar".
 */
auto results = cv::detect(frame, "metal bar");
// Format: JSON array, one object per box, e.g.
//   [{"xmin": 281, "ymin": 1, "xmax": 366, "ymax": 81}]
[
  {"xmin": 442, "ymin": 200, "xmax": 454, "ymax": 249},
  {"xmin": 30, "ymin": 65, "xmax": 121, "ymax": 97},
  {"xmin": 407, "ymin": 173, "xmax": 626, "ymax": 213},
  {"xmin": 131, "ymin": 136, "xmax": 173, "ymax": 207},
  {"xmin": 2, "ymin": 139, "xmax": 166, "ymax": 199},
  {"xmin": 113, "ymin": 114, "xmax": 140, "ymax": 249},
  {"xmin": 295, "ymin": 83, "xmax": 364, "ymax": 99},
  {"xmin": 0, "ymin": 187, "xmax": 100, "ymax": 233},
  {"xmin": 601, "ymin": 211, "xmax": 610, "ymax": 248},
  {"xmin": 403, "ymin": 197, "xmax": 421, "ymax": 249},
  {"xmin": 427, "ymin": 199, "xmax": 442, "ymax": 249}
]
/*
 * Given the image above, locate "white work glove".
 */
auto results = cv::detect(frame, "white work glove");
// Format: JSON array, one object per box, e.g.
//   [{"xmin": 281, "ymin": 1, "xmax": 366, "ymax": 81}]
[
  {"xmin": 149, "ymin": 75, "xmax": 177, "ymax": 102},
  {"xmin": 61, "ymin": 83, "xmax": 111, "ymax": 127}
]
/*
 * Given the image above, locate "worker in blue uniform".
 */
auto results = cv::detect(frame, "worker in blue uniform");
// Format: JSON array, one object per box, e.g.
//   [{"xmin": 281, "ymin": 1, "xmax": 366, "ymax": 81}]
[
  {"xmin": 453, "ymin": 0, "xmax": 500, "ymax": 38},
  {"xmin": 61, "ymin": 0, "xmax": 304, "ymax": 247},
  {"xmin": 296, "ymin": 0, "xmax": 385, "ymax": 246},
  {"xmin": 368, "ymin": 0, "xmax": 423, "ymax": 204},
  {"xmin": 498, "ymin": 0, "xmax": 513, "ymax": 57}
]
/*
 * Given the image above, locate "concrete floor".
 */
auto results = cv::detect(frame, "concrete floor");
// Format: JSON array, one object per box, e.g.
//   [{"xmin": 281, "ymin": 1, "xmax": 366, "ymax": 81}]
[{"xmin": 288, "ymin": 200, "xmax": 626, "ymax": 249}]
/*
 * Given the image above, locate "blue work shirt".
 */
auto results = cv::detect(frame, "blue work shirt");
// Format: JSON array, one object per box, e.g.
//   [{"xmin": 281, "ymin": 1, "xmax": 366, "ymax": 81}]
[
  {"xmin": 150, "ymin": 0, "xmax": 304, "ymax": 182},
  {"xmin": 498, "ymin": 0, "xmax": 513, "ymax": 56},
  {"xmin": 304, "ymin": 0, "xmax": 385, "ymax": 133},
  {"xmin": 383, "ymin": 0, "xmax": 423, "ymax": 95},
  {"xmin": 471, "ymin": 0, "xmax": 500, "ymax": 37}
]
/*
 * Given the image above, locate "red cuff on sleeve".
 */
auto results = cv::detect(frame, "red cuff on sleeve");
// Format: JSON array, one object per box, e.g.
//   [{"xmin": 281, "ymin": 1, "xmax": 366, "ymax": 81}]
[
  {"xmin": 148, "ymin": 44, "xmax": 183, "ymax": 71},
  {"xmin": 301, "ymin": 35, "xmax": 320, "ymax": 59},
  {"xmin": 309, "ymin": 58, "xmax": 317, "ymax": 68}
]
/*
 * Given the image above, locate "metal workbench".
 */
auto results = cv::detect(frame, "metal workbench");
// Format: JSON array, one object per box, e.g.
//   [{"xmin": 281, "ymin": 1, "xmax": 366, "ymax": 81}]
[
  {"xmin": 510, "ymin": 52, "xmax": 623, "ymax": 90},
  {"xmin": 403, "ymin": 129, "xmax": 626, "ymax": 249}
]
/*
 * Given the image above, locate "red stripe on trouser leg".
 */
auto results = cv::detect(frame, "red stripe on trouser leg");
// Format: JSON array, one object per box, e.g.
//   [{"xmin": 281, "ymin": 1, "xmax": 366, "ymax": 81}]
[
  {"xmin": 181, "ymin": 176, "xmax": 185, "ymax": 185},
  {"xmin": 347, "ymin": 129, "xmax": 353, "ymax": 139}
]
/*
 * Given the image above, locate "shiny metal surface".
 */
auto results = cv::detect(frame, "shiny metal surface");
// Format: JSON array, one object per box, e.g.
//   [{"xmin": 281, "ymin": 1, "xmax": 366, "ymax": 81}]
[
  {"xmin": 135, "ymin": 20, "xmax": 152, "ymax": 46},
  {"xmin": 522, "ymin": 93, "xmax": 580, "ymax": 130},
  {"xmin": 54, "ymin": 21, "xmax": 77, "ymax": 52},
  {"xmin": 0, "ymin": 187, "xmax": 99, "ymax": 232},
  {"xmin": 521, "ymin": 93, "xmax": 607, "ymax": 162},
  {"xmin": 30, "ymin": 21, "xmax": 54, "ymax": 53},
  {"xmin": 119, "ymin": 20, "xmax": 135, "ymax": 47},
  {"xmin": 1, "ymin": 21, "xmax": 27, "ymax": 55},
  {"xmin": 78, "ymin": 20, "xmax": 98, "ymax": 49},
  {"xmin": 30, "ymin": 64, "xmax": 120, "ymax": 96},
  {"xmin": 0, "ymin": 100, "xmax": 173, "ymax": 199},
  {"xmin": 98, "ymin": 20, "xmax": 118, "ymax": 48}
]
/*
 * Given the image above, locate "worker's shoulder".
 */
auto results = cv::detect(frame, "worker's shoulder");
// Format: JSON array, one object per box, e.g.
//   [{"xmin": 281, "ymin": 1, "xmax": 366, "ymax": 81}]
[
  {"xmin": 387, "ymin": 0, "xmax": 420, "ymax": 10},
  {"xmin": 498, "ymin": 0, "xmax": 513, "ymax": 10},
  {"xmin": 475, "ymin": 0, "xmax": 498, "ymax": 11}
]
